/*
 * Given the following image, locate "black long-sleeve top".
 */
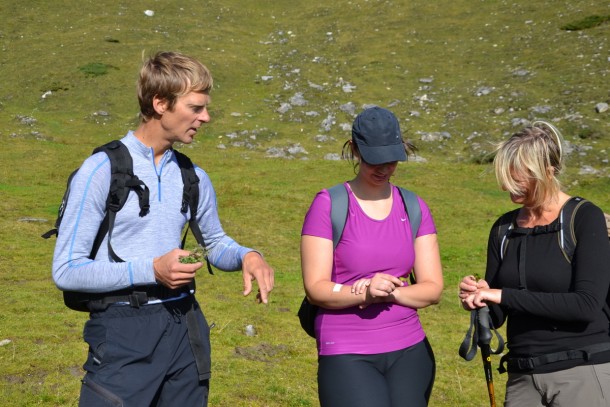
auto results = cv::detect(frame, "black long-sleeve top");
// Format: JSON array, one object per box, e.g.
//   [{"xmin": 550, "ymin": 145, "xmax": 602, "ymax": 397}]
[{"xmin": 485, "ymin": 199, "xmax": 610, "ymax": 373}]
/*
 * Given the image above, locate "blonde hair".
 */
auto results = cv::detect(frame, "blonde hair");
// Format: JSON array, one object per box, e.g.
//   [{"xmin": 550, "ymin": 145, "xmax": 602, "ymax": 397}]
[
  {"xmin": 137, "ymin": 51, "xmax": 213, "ymax": 122},
  {"xmin": 494, "ymin": 121, "xmax": 565, "ymax": 209}
]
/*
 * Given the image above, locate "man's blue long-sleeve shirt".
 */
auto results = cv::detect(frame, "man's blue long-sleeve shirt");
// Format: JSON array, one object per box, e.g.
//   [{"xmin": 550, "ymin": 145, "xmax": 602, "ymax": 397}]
[{"xmin": 53, "ymin": 132, "xmax": 253, "ymax": 293}]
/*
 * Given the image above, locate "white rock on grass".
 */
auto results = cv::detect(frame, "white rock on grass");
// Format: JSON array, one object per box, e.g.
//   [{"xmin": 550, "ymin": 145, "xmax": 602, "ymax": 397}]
[
  {"xmin": 579, "ymin": 165, "xmax": 599, "ymax": 175},
  {"xmin": 324, "ymin": 153, "xmax": 341, "ymax": 161},
  {"xmin": 290, "ymin": 93, "xmax": 307, "ymax": 106},
  {"xmin": 595, "ymin": 102, "xmax": 608, "ymax": 113},
  {"xmin": 277, "ymin": 103, "xmax": 291, "ymax": 114}
]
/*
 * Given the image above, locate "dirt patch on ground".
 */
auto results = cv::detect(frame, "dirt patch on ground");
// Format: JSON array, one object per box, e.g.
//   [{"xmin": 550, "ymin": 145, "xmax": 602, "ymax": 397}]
[
  {"xmin": 68, "ymin": 365, "xmax": 83, "ymax": 378},
  {"xmin": 234, "ymin": 342, "xmax": 288, "ymax": 362}
]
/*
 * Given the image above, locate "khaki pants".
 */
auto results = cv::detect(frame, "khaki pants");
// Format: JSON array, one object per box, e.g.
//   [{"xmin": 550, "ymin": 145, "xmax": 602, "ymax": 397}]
[{"xmin": 505, "ymin": 363, "xmax": 610, "ymax": 407}]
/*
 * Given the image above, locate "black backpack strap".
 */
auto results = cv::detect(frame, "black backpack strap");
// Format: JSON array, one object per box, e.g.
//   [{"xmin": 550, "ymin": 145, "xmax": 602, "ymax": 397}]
[
  {"xmin": 498, "ymin": 198, "xmax": 587, "ymax": 265},
  {"xmin": 496, "ymin": 210, "xmax": 519, "ymax": 262},
  {"xmin": 174, "ymin": 150, "xmax": 213, "ymax": 275},
  {"xmin": 174, "ymin": 150, "xmax": 200, "ymax": 216},
  {"xmin": 494, "ymin": 198, "xmax": 588, "ymax": 291},
  {"xmin": 505, "ymin": 221, "xmax": 561, "ymax": 290},
  {"xmin": 91, "ymin": 140, "xmax": 150, "ymax": 262},
  {"xmin": 41, "ymin": 168, "xmax": 80, "ymax": 239},
  {"xmin": 42, "ymin": 140, "xmax": 151, "ymax": 260},
  {"xmin": 558, "ymin": 196, "xmax": 587, "ymax": 263}
]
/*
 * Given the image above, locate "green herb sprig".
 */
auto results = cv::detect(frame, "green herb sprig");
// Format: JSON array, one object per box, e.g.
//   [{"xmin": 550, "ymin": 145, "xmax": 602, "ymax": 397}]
[{"xmin": 179, "ymin": 246, "xmax": 208, "ymax": 264}]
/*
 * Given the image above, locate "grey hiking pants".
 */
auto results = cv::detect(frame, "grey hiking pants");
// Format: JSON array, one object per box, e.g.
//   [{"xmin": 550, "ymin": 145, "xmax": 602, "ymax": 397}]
[{"xmin": 505, "ymin": 362, "xmax": 610, "ymax": 406}]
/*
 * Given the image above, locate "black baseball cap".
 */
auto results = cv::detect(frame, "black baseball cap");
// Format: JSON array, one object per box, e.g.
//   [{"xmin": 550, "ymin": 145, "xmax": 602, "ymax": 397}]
[{"xmin": 352, "ymin": 107, "xmax": 407, "ymax": 165}]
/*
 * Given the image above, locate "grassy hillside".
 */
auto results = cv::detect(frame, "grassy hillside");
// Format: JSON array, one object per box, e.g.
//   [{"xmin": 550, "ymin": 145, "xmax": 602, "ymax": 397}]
[{"xmin": 0, "ymin": 0, "xmax": 608, "ymax": 406}]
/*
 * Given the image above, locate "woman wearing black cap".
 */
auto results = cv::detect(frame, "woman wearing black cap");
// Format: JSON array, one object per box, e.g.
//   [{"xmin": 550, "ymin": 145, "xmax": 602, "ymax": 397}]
[
  {"xmin": 459, "ymin": 121, "xmax": 610, "ymax": 406},
  {"xmin": 301, "ymin": 107, "xmax": 444, "ymax": 406}
]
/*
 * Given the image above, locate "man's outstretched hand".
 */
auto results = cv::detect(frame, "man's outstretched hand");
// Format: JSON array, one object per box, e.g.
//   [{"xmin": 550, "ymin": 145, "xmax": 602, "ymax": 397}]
[{"xmin": 242, "ymin": 251, "xmax": 274, "ymax": 304}]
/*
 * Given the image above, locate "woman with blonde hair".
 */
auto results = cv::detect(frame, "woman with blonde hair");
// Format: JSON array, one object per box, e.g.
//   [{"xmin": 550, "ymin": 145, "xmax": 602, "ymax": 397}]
[{"xmin": 459, "ymin": 121, "xmax": 610, "ymax": 406}]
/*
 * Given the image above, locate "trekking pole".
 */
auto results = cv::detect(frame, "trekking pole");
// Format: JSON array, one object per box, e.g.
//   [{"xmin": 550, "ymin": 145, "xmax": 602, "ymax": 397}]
[
  {"xmin": 477, "ymin": 306, "xmax": 496, "ymax": 407},
  {"xmin": 458, "ymin": 306, "xmax": 504, "ymax": 407}
]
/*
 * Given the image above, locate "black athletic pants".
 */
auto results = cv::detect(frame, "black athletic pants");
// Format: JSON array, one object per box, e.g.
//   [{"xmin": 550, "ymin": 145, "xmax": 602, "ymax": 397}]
[
  {"xmin": 318, "ymin": 338, "xmax": 435, "ymax": 407},
  {"xmin": 78, "ymin": 296, "xmax": 210, "ymax": 407}
]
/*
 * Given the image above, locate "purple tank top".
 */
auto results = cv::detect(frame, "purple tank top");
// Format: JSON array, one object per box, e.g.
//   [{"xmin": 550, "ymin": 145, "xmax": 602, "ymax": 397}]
[{"xmin": 301, "ymin": 183, "xmax": 437, "ymax": 355}]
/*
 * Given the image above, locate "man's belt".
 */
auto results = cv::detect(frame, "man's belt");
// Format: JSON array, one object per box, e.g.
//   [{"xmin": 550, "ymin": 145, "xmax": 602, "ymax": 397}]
[{"xmin": 68, "ymin": 285, "xmax": 192, "ymax": 311}]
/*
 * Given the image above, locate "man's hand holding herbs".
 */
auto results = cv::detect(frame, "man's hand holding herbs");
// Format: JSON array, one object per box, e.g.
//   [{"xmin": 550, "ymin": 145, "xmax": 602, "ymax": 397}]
[
  {"xmin": 153, "ymin": 247, "xmax": 204, "ymax": 290},
  {"xmin": 179, "ymin": 246, "xmax": 208, "ymax": 264}
]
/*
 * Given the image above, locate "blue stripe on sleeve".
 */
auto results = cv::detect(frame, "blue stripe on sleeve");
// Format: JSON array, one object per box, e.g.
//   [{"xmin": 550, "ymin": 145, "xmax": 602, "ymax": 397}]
[{"xmin": 68, "ymin": 158, "xmax": 109, "ymax": 262}]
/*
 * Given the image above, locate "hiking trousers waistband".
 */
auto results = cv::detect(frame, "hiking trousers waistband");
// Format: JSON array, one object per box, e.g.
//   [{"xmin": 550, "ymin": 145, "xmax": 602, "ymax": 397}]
[{"xmin": 499, "ymin": 342, "xmax": 610, "ymax": 373}]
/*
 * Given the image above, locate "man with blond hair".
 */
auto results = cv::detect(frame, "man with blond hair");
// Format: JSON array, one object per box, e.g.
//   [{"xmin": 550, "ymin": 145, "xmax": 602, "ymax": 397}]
[{"xmin": 52, "ymin": 51, "xmax": 274, "ymax": 406}]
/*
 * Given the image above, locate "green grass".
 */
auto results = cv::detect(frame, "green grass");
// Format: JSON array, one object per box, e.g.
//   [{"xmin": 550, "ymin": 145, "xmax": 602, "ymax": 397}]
[
  {"xmin": 78, "ymin": 62, "xmax": 116, "ymax": 77},
  {"xmin": 561, "ymin": 14, "xmax": 610, "ymax": 31},
  {"xmin": 1, "ymin": 0, "xmax": 609, "ymax": 406}
]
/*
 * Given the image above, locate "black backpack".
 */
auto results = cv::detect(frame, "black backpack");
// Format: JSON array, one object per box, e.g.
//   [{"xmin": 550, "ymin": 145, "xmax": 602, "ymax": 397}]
[
  {"xmin": 487, "ymin": 197, "xmax": 610, "ymax": 373},
  {"xmin": 497, "ymin": 197, "xmax": 588, "ymax": 265},
  {"xmin": 297, "ymin": 183, "xmax": 422, "ymax": 338},
  {"xmin": 42, "ymin": 140, "xmax": 211, "ymax": 311},
  {"xmin": 495, "ymin": 197, "xmax": 610, "ymax": 312}
]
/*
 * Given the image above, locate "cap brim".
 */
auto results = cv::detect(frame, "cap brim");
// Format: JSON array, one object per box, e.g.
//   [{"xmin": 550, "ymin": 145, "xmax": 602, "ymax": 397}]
[{"xmin": 358, "ymin": 144, "xmax": 407, "ymax": 165}]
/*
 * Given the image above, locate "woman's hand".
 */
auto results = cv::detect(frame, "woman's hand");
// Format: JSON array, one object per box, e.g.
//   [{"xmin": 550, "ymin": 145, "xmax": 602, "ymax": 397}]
[
  {"xmin": 351, "ymin": 278, "xmax": 371, "ymax": 295},
  {"xmin": 458, "ymin": 275, "xmax": 501, "ymax": 309},
  {"xmin": 367, "ymin": 273, "xmax": 404, "ymax": 297},
  {"xmin": 464, "ymin": 288, "xmax": 502, "ymax": 309},
  {"xmin": 358, "ymin": 273, "xmax": 403, "ymax": 308},
  {"xmin": 458, "ymin": 275, "xmax": 489, "ymax": 311}
]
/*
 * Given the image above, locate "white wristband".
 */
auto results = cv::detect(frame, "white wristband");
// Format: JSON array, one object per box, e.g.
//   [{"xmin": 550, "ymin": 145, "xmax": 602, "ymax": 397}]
[{"xmin": 333, "ymin": 283, "xmax": 343, "ymax": 293}]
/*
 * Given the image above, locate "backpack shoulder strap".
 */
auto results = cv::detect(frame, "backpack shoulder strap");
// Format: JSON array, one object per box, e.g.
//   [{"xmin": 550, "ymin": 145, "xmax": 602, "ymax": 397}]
[
  {"xmin": 173, "ymin": 149, "xmax": 199, "ymax": 216},
  {"xmin": 558, "ymin": 196, "xmax": 588, "ymax": 263},
  {"xmin": 397, "ymin": 187, "xmax": 421, "ymax": 238},
  {"xmin": 328, "ymin": 184, "xmax": 349, "ymax": 249},
  {"xmin": 396, "ymin": 187, "xmax": 421, "ymax": 284},
  {"xmin": 484, "ymin": 210, "xmax": 518, "ymax": 288},
  {"xmin": 496, "ymin": 209, "xmax": 519, "ymax": 261},
  {"xmin": 496, "ymin": 197, "xmax": 588, "ymax": 263},
  {"xmin": 42, "ymin": 140, "xmax": 151, "ymax": 260},
  {"xmin": 173, "ymin": 150, "xmax": 213, "ymax": 275},
  {"xmin": 93, "ymin": 140, "xmax": 146, "ymax": 212},
  {"xmin": 90, "ymin": 140, "xmax": 150, "ymax": 262},
  {"xmin": 41, "ymin": 168, "xmax": 80, "ymax": 239},
  {"xmin": 328, "ymin": 184, "xmax": 422, "ymax": 246}
]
